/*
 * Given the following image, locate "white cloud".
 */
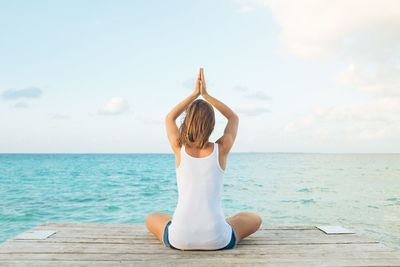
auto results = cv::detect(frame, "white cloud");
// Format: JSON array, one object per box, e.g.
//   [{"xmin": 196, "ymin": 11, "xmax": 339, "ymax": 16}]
[
  {"xmin": 284, "ymin": 115, "xmax": 315, "ymax": 133},
  {"xmin": 243, "ymin": 91, "xmax": 271, "ymax": 100},
  {"xmin": 258, "ymin": 0, "xmax": 400, "ymax": 61},
  {"xmin": 337, "ymin": 63, "xmax": 400, "ymax": 98},
  {"xmin": 236, "ymin": 103, "xmax": 270, "ymax": 116},
  {"xmin": 317, "ymin": 98, "xmax": 400, "ymax": 123},
  {"xmin": 345, "ymin": 122, "xmax": 392, "ymax": 141},
  {"xmin": 285, "ymin": 99, "xmax": 400, "ymax": 142},
  {"xmin": 234, "ymin": 85, "xmax": 248, "ymax": 92},
  {"xmin": 14, "ymin": 102, "xmax": 29, "ymax": 108},
  {"xmin": 236, "ymin": 5, "xmax": 254, "ymax": 13},
  {"xmin": 99, "ymin": 97, "xmax": 130, "ymax": 115},
  {"xmin": 238, "ymin": 0, "xmax": 400, "ymax": 99},
  {"xmin": 238, "ymin": 0, "xmax": 400, "ymax": 148},
  {"xmin": 52, "ymin": 114, "xmax": 69, "ymax": 120},
  {"xmin": 234, "ymin": 85, "xmax": 271, "ymax": 100},
  {"xmin": 315, "ymin": 127, "xmax": 330, "ymax": 141},
  {"xmin": 2, "ymin": 87, "xmax": 42, "ymax": 100}
]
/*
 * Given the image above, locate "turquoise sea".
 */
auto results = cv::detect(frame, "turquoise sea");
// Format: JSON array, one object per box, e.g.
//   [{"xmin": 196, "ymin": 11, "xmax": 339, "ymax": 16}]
[{"xmin": 0, "ymin": 153, "xmax": 399, "ymax": 249}]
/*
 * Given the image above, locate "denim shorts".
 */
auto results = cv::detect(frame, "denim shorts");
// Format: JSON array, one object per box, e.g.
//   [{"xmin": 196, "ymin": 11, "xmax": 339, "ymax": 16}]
[{"xmin": 163, "ymin": 220, "xmax": 237, "ymax": 250}]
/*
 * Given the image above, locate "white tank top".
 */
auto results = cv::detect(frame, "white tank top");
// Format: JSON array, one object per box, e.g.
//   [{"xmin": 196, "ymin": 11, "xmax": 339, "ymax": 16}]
[{"xmin": 168, "ymin": 142, "xmax": 232, "ymax": 250}]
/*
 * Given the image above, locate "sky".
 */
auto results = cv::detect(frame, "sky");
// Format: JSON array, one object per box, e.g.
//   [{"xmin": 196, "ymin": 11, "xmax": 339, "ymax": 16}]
[{"xmin": 1, "ymin": 0, "xmax": 399, "ymax": 153}]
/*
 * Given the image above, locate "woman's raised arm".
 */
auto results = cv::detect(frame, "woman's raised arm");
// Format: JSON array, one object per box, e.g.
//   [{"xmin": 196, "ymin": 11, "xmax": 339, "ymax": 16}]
[
  {"xmin": 165, "ymin": 70, "xmax": 201, "ymax": 152},
  {"xmin": 200, "ymin": 69, "xmax": 239, "ymax": 154}
]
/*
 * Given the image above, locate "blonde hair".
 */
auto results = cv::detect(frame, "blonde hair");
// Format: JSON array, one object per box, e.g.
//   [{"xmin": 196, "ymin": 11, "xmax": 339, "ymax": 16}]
[{"xmin": 178, "ymin": 99, "xmax": 215, "ymax": 149}]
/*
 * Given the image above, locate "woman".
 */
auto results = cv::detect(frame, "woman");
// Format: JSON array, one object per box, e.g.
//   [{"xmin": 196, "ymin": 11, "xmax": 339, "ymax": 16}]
[{"xmin": 145, "ymin": 68, "xmax": 262, "ymax": 250}]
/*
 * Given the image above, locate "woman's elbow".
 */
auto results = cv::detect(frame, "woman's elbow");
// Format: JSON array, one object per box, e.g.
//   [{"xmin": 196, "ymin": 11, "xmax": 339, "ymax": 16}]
[
  {"xmin": 165, "ymin": 113, "xmax": 175, "ymax": 122},
  {"xmin": 229, "ymin": 113, "xmax": 239, "ymax": 122}
]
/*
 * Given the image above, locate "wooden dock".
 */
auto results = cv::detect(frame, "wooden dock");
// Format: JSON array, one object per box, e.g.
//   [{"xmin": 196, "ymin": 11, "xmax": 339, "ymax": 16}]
[{"xmin": 0, "ymin": 222, "xmax": 399, "ymax": 266}]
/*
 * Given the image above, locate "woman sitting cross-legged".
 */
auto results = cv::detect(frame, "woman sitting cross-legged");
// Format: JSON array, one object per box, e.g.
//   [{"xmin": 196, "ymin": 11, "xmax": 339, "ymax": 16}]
[{"xmin": 146, "ymin": 68, "xmax": 262, "ymax": 250}]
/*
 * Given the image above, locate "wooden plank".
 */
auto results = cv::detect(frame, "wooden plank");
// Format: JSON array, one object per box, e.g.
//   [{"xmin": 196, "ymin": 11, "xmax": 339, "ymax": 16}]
[
  {"xmin": 39, "ymin": 222, "xmax": 144, "ymax": 228},
  {"xmin": 4, "ymin": 237, "xmax": 379, "ymax": 246},
  {"xmin": 0, "ymin": 252, "xmax": 399, "ymax": 265},
  {"xmin": 2, "ymin": 229, "xmax": 381, "ymax": 246},
  {"xmin": 1, "ymin": 242, "xmax": 393, "ymax": 252},
  {"xmin": 33, "ymin": 226, "xmax": 318, "ymax": 233},
  {"xmin": 31, "ymin": 226, "xmax": 328, "ymax": 236},
  {"xmin": 0, "ymin": 222, "xmax": 398, "ymax": 267},
  {"xmin": 39, "ymin": 222, "xmax": 316, "ymax": 230},
  {"xmin": 20, "ymin": 232, "xmax": 373, "ymax": 242},
  {"xmin": 0, "ymin": 242, "xmax": 395, "ymax": 254},
  {"xmin": 13, "ymin": 227, "xmax": 377, "ymax": 243},
  {"xmin": 1, "ymin": 259, "xmax": 399, "ymax": 267}
]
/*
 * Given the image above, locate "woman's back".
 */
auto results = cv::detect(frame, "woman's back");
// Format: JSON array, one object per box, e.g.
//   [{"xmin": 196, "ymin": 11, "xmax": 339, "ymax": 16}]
[{"xmin": 168, "ymin": 142, "xmax": 232, "ymax": 250}]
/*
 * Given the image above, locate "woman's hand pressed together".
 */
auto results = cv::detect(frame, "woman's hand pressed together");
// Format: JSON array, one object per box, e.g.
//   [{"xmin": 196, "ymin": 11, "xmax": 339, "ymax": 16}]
[
  {"xmin": 199, "ymin": 68, "xmax": 208, "ymax": 97},
  {"xmin": 193, "ymin": 68, "xmax": 201, "ymax": 97}
]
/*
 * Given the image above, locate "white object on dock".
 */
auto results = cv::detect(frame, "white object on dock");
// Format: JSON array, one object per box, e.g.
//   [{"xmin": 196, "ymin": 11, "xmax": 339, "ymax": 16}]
[
  {"xmin": 316, "ymin": 225, "xmax": 354, "ymax": 234},
  {"xmin": 13, "ymin": 230, "xmax": 57, "ymax": 240}
]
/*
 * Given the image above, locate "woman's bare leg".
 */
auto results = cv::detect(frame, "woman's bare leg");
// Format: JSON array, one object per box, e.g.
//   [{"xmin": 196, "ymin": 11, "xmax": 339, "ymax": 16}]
[
  {"xmin": 225, "ymin": 212, "xmax": 262, "ymax": 243},
  {"xmin": 145, "ymin": 212, "xmax": 172, "ymax": 244}
]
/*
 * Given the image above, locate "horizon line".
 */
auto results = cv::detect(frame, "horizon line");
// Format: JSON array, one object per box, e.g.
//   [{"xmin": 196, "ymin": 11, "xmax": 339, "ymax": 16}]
[{"xmin": 0, "ymin": 152, "xmax": 399, "ymax": 155}]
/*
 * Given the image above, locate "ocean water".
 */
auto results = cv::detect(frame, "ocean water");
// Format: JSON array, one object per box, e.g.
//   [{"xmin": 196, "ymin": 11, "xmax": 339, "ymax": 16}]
[{"xmin": 0, "ymin": 153, "xmax": 399, "ymax": 249}]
